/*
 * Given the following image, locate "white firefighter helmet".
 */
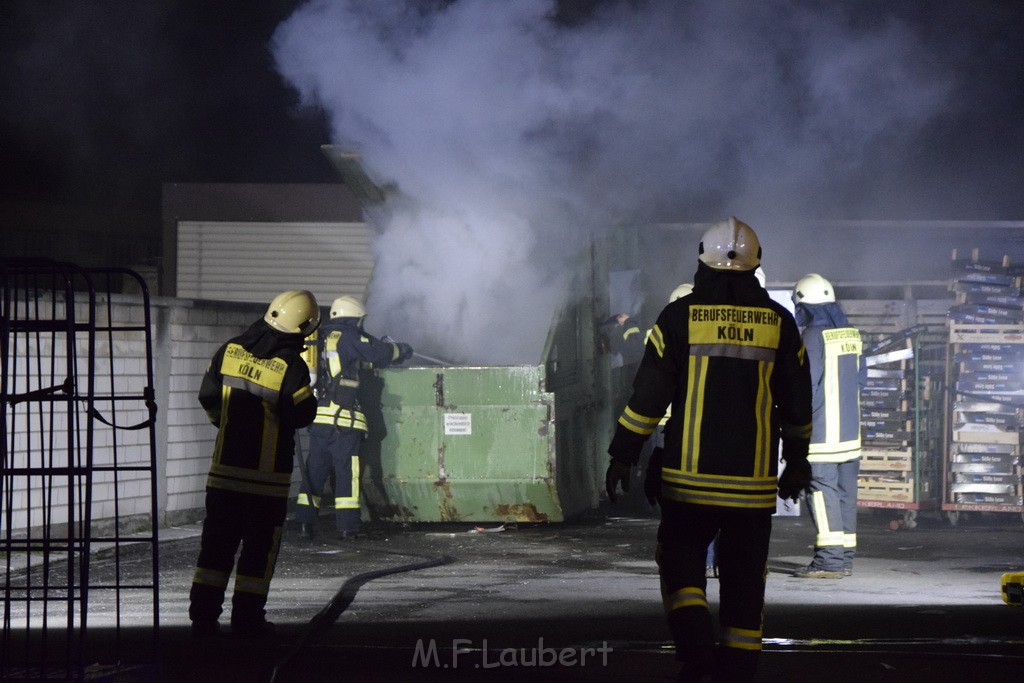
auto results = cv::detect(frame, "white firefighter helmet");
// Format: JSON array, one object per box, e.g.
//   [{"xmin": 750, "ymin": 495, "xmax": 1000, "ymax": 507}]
[
  {"xmin": 792, "ymin": 273, "xmax": 836, "ymax": 305},
  {"xmin": 669, "ymin": 283, "xmax": 694, "ymax": 302},
  {"xmin": 264, "ymin": 290, "xmax": 320, "ymax": 334},
  {"xmin": 698, "ymin": 217, "xmax": 761, "ymax": 271},
  {"xmin": 755, "ymin": 266, "xmax": 766, "ymax": 288},
  {"xmin": 330, "ymin": 295, "xmax": 366, "ymax": 319}
]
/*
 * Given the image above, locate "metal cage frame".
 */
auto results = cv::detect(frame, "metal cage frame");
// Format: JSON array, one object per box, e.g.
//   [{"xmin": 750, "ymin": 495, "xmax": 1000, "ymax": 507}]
[{"xmin": 1, "ymin": 258, "xmax": 160, "ymax": 681}]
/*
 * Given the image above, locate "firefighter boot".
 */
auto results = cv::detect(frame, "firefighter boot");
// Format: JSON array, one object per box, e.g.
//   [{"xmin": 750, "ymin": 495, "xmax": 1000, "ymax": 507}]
[
  {"xmin": 668, "ymin": 608, "xmax": 714, "ymax": 681},
  {"xmin": 190, "ymin": 620, "xmax": 220, "ymax": 639},
  {"xmin": 793, "ymin": 564, "xmax": 844, "ymax": 579},
  {"xmin": 713, "ymin": 644, "xmax": 759, "ymax": 683},
  {"xmin": 231, "ymin": 618, "xmax": 277, "ymax": 639}
]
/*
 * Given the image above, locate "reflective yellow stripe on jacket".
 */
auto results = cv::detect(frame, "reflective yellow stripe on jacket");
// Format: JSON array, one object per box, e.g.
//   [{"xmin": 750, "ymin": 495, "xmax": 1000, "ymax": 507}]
[
  {"xmin": 669, "ymin": 305, "xmax": 783, "ymax": 510},
  {"xmin": 314, "ymin": 404, "xmax": 368, "ymax": 431},
  {"xmin": 809, "ymin": 327, "xmax": 862, "ymax": 463},
  {"xmin": 208, "ymin": 343, "xmax": 292, "ymax": 497}
]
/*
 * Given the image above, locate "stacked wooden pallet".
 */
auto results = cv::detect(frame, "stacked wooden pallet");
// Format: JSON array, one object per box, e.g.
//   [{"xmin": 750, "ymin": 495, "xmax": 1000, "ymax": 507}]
[
  {"xmin": 944, "ymin": 251, "xmax": 1024, "ymax": 512},
  {"xmin": 947, "ymin": 325, "xmax": 1024, "ymax": 509},
  {"xmin": 857, "ymin": 326, "xmax": 938, "ymax": 506}
]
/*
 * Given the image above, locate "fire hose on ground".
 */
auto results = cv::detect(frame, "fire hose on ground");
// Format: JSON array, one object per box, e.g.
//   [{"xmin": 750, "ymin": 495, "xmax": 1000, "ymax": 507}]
[
  {"xmin": 271, "ymin": 347, "xmax": 457, "ymax": 679},
  {"xmin": 269, "ymin": 548, "xmax": 454, "ymax": 682}
]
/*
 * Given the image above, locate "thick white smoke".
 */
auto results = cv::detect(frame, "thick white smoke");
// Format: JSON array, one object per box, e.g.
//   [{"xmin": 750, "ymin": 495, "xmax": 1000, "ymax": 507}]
[{"xmin": 271, "ymin": 0, "xmax": 953, "ymax": 364}]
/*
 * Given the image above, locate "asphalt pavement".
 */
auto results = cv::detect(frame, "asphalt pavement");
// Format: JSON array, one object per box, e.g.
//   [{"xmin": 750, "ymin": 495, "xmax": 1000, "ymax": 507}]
[{"xmin": 9, "ymin": 504, "xmax": 1024, "ymax": 682}]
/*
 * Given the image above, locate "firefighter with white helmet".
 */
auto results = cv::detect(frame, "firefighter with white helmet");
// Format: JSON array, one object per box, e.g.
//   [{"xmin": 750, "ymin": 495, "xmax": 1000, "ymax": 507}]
[
  {"xmin": 697, "ymin": 216, "xmax": 762, "ymax": 270},
  {"xmin": 329, "ymin": 294, "xmax": 366, "ymax": 319},
  {"xmin": 606, "ymin": 217, "xmax": 812, "ymax": 680},
  {"xmin": 669, "ymin": 283, "xmax": 694, "ymax": 302},
  {"xmin": 792, "ymin": 273, "xmax": 835, "ymax": 304},
  {"xmin": 263, "ymin": 289, "xmax": 322, "ymax": 334},
  {"xmin": 295, "ymin": 295, "xmax": 413, "ymax": 541},
  {"xmin": 791, "ymin": 273, "xmax": 867, "ymax": 579},
  {"xmin": 190, "ymin": 290, "xmax": 320, "ymax": 639}
]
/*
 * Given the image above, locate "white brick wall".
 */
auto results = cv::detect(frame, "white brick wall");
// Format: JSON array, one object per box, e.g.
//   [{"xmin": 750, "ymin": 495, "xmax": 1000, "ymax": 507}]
[
  {"xmin": 162, "ymin": 302, "xmax": 256, "ymax": 521},
  {"xmin": 2, "ymin": 291, "xmax": 266, "ymax": 535}
]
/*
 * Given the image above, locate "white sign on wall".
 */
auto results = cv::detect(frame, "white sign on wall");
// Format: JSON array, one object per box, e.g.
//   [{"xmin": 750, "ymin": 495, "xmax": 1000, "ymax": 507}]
[{"xmin": 444, "ymin": 413, "xmax": 472, "ymax": 435}]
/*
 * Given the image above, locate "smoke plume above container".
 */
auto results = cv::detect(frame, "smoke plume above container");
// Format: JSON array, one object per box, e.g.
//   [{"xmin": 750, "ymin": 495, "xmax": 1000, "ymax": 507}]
[{"xmin": 272, "ymin": 0, "xmax": 968, "ymax": 364}]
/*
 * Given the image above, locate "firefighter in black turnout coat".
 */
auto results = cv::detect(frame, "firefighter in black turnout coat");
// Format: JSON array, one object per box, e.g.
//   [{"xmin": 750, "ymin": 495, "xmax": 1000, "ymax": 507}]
[
  {"xmin": 606, "ymin": 218, "xmax": 813, "ymax": 682},
  {"xmin": 189, "ymin": 290, "xmax": 320, "ymax": 638},
  {"xmin": 295, "ymin": 295, "xmax": 412, "ymax": 540},
  {"xmin": 604, "ymin": 312, "xmax": 646, "ymax": 366}
]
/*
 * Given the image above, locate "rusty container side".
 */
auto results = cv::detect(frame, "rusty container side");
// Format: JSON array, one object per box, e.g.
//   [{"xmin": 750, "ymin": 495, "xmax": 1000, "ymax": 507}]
[{"xmin": 363, "ymin": 365, "xmax": 562, "ymax": 523}]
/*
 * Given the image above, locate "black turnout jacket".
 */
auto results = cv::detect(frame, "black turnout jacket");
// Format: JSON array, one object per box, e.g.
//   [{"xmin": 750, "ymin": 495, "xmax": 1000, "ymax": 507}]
[
  {"xmin": 198, "ymin": 319, "xmax": 317, "ymax": 498},
  {"xmin": 608, "ymin": 263, "xmax": 812, "ymax": 511}
]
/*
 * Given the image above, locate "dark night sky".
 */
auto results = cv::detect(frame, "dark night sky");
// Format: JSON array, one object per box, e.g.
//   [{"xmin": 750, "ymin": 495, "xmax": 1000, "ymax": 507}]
[
  {"xmin": 0, "ymin": 1, "xmax": 334, "ymax": 242},
  {"xmin": 2, "ymin": 1, "xmax": 1024, "ymax": 266},
  {"xmin": 0, "ymin": 1, "xmax": 603, "ymax": 234}
]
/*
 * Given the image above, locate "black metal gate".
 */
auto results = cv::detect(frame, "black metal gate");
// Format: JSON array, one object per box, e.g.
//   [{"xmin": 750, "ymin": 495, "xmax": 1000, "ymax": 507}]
[{"xmin": 1, "ymin": 259, "xmax": 160, "ymax": 681}]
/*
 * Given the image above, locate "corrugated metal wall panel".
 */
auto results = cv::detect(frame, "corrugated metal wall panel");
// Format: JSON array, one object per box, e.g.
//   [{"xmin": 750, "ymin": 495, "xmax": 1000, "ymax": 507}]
[{"xmin": 176, "ymin": 221, "xmax": 374, "ymax": 304}]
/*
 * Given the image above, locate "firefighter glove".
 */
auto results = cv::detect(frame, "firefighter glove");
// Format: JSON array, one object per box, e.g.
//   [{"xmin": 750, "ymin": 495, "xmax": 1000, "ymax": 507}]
[
  {"xmin": 781, "ymin": 434, "xmax": 809, "ymax": 463},
  {"xmin": 605, "ymin": 459, "xmax": 632, "ymax": 502},
  {"xmin": 644, "ymin": 446, "xmax": 663, "ymax": 506},
  {"xmin": 777, "ymin": 457, "xmax": 812, "ymax": 503},
  {"xmin": 397, "ymin": 343, "xmax": 414, "ymax": 362}
]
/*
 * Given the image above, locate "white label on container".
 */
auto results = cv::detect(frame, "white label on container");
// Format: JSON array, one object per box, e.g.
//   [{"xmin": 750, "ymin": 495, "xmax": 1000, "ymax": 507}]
[{"xmin": 444, "ymin": 413, "xmax": 472, "ymax": 435}]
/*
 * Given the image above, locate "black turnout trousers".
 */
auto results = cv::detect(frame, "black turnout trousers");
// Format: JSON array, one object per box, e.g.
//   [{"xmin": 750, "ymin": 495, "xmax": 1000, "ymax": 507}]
[
  {"xmin": 189, "ymin": 488, "xmax": 287, "ymax": 626},
  {"xmin": 657, "ymin": 502, "xmax": 772, "ymax": 680}
]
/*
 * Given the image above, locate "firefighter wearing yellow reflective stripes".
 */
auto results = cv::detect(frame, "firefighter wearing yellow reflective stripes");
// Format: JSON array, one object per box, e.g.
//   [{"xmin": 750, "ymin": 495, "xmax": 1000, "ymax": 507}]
[
  {"xmin": 295, "ymin": 295, "xmax": 412, "ymax": 540},
  {"xmin": 606, "ymin": 218, "xmax": 812, "ymax": 682},
  {"xmin": 604, "ymin": 312, "xmax": 646, "ymax": 366},
  {"xmin": 791, "ymin": 273, "xmax": 867, "ymax": 580},
  {"xmin": 189, "ymin": 290, "xmax": 320, "ymax": 639},
  {"xmin": 643, "ymin": 283, "xmax": 693, "ymax": 506}
]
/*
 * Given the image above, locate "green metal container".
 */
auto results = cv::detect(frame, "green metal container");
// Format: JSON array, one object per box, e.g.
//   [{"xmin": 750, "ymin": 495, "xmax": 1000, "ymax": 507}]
[
  {"xmin": 362, "ymin": 365, "xmax": 562, "ymax": 523},
  {"xmin": 356, "ymin": 236, "xmax": 645, "ymax": 524}
]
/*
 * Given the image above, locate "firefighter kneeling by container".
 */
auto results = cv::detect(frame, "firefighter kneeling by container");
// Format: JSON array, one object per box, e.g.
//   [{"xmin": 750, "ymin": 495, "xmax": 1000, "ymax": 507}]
[
  {"xmin": 295, "ymin": 295, "xmax": 413, "ymax": 541},
  {"xmin": 605, "ymin": 218, "xmax": 813, "ymax": 682}
]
